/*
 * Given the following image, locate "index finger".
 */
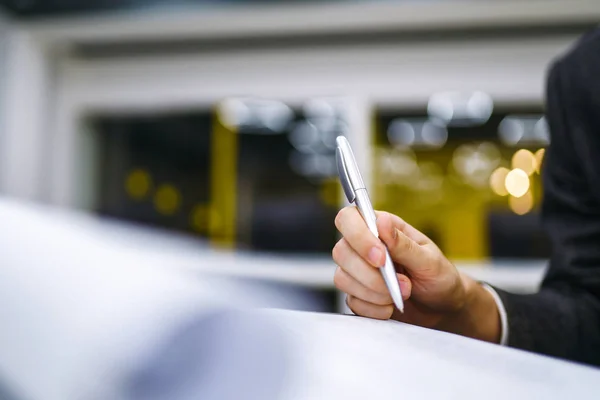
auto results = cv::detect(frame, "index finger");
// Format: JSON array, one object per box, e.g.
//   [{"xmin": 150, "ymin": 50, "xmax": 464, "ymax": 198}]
[{"xmin": 335, "ymin": 206, "xmax": 386, "ymax": 268}]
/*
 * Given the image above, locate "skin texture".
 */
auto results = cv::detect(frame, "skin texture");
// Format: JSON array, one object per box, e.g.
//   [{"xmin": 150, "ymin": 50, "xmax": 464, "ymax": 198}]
[{"xmin": 333, "ymin": 207, "xmax": 501, "ymax": 344}]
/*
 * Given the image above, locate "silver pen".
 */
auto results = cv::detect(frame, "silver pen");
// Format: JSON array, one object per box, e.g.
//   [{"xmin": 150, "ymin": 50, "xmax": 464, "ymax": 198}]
[{"xmin": 335, "ymin": 136, "xmax": 404, "ymax": 313}]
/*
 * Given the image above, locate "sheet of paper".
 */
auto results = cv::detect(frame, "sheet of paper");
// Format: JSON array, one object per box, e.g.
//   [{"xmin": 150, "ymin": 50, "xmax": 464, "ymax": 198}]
[
  {"xmin": 2, "ymin": 197, "xmax": 599, "ymax": 400},
  {"xmin": 262, "ymin": 310, "xmax": 600, "ymax": 400},
  {"xmin": 0, "ymin": 199, "xmax": 291, "ymax": 400}
]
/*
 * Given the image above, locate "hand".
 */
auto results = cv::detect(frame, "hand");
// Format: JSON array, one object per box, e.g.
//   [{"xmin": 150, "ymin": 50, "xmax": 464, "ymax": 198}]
[{"xmin": 332, "ymin": 207, "xmax": 501, "ymax": 343}]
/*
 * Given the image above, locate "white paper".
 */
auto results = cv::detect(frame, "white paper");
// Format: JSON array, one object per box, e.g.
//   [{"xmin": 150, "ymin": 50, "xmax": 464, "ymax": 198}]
[
  {"xmin": 0, "ymin": 198, "xmax": 290, "ymax": 400},
  {"xmin": 262, "ymin": 310, "xmax": 600, "ymax": 400},
  {"xmin": 1, "ymin": 197, "xmax": 599, "ymax": 400}
]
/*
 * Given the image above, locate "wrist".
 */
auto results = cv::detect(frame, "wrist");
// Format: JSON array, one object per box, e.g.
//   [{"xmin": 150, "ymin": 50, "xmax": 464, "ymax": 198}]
[{"xmin": 436, "ymin": 273, "xmax": 501, "ymax": 344}]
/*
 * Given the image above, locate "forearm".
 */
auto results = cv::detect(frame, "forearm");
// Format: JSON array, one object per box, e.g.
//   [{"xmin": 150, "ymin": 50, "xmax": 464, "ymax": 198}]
[{"xmin": 436, "ymin": 273, "xmax": 502, "ymax": 344}]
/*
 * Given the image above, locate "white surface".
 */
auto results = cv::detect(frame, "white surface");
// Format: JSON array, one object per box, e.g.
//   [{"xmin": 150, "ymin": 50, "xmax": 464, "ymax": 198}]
[
  {"xmin": 0, "ymin": 13, "xmax": 9, "ymax": 191},
  {"xmin": 0, "ymin": 196, "xmax": 546, "ymax": 293},
  {"xmin": 16, "ymin": 196, "xmax": 545, "ymax": 292},
  {"xmin": 0, "ymin": 12, "xmax": 9, "ymax": 135},
  {"xmin": 0, "ymin": 197, "xmax": 592, "ymax": 400},
  {"xmin": 24, "ymin": 0, "xmax": 600, "ymax": 44},
  {"xmin": 0, "ymin": 26, "xmax": 51, "ymax": 200},
  {"xmin": 0, "ymin": 196, "xmax": 545, "ymax": 294},
  {"xmin": 266, "ymin": 310, "xmax": 600, "ymax": 399},
  {"xmin": 0, "ymin": 197, "xmax": 306, "ymax": 400}
]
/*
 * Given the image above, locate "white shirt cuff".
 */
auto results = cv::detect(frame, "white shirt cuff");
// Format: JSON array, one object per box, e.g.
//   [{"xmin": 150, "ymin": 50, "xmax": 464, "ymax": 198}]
[{"xmin": 480, "ymin": 283, "xmax": 509, "ymax": 346}]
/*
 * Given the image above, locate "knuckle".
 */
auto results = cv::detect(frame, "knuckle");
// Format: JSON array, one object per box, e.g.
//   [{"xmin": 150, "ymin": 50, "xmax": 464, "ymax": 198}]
[
  {"xmin": 331, "ymin": 239, "xmax": 346, "ymax": 263},
  {"xmin": 381, "ymin": 305, "xmax": 394, "ymax": 320},
  {"xmin": 372, "ymin": 293, "xmax": 393, "ymax": 306},
  {"xmin": 334, "ymin": 207, "xmax": 348, "ymax": 230},
  {"xmin": 398, "ymin": 235, "xmax": 413, "ymax": 252},
  {"xmin": 347, "ymin": 296, "xmax": 367, "ymax": 317},
  {"xmin": 346, "ymin": 295, "xmax": 357, "ymax": 312},
  {"xmin": 364, "ymin": 274, "xmax": 384, "ymax": 293},
  {"xmin": 333, "ymin": 267, "xmax": 346, "ymax": 290},
  {"xmin": 396, "ymin": 217, "xmax": 407, "ymax": 230}
]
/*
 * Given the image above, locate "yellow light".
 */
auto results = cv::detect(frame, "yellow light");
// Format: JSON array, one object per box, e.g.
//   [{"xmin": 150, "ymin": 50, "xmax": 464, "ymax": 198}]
[
  {"xmin": 511, "ymin": 149, "xmax": 536, "ymax": 176},
  {"xmin": 320, "ymin": 179, "xmax": 340, "ymax": 207},
  {"xmin": 505, "ymin": 168, "xmax": 530, "ymax": 198},
  {"xmin": 125, "ymin": 169, "xmax": 152, "ymax": 200},
  {"xmin": 489, "ymin": 167, "xmax": 509, "ymax": 196},
  {"xmin": 154, "ymin": 184, "xmax": 181, "ymax": 215},
  {"xmin": 191, "ymin": 204, "xmax": 210, "ymax": 233},
  {"xmin": 534, "ymin": 148, "xmax": 546, "ymax": 173},
  {"xmin": 509, "ymin": 191, "xmax": 533, "ymax": 215}
]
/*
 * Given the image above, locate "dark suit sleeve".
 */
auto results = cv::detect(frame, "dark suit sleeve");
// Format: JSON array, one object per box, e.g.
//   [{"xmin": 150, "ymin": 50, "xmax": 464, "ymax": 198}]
[{"xmin": 494, "ymin": 29, "xmax": 600, "ymax": 366}]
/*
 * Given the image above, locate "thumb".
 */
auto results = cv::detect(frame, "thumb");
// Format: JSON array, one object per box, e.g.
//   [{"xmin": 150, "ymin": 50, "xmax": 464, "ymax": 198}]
[{"xmin": 380, "ymin": 226, "xmax": 427, "ymax": 273}]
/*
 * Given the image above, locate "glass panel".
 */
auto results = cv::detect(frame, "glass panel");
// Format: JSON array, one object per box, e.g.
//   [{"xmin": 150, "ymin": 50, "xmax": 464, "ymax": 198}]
[
  {"xmin": 232, "ymin": 102, "xmax": 341, "ymax": 254},
  {"xmin": 374, "ymin": 106, "xmax": 551, "ymax": 261},
  {"xmin": 92, "ymin": 113, "xmax": 212, "ymax": 237},
  {"xmin": 89, "ymin": 105, "xmax": 340, "ymax": 255}
]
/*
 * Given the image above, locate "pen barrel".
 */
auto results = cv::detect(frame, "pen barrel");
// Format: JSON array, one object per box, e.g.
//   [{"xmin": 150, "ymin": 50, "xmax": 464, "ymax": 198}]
[
  {"xmin": 354, "ymin": 189, "xmax": 379, "ymax": 238},
  {"xmin": 354, "ymin": 189, "xmax": 404, "ymax": 310}
]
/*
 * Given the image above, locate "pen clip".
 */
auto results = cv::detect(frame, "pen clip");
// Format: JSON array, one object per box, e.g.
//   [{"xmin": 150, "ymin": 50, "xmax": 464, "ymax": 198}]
[{"xmin": 336, "ymin": 146, "xmax": 356, "ymax": 203}]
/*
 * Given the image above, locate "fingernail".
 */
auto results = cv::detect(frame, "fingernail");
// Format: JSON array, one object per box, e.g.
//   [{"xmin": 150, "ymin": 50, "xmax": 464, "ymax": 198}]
[
  {"xmin": 399, "ymin": 278, "xmax": 408, "ymax": 293},
  {"xmin": 368, "ymin": 247, "xmax": 383, "ymax": 266},
  {"xmin": 398, "ymin": 277, "xmax": 411, "ymax": 300}
]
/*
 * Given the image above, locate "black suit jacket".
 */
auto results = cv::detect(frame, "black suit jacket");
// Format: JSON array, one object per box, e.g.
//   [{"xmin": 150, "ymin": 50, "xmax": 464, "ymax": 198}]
[{"xmin": 495, "ymin": 28, "xmax": 600, "ymax": 367}]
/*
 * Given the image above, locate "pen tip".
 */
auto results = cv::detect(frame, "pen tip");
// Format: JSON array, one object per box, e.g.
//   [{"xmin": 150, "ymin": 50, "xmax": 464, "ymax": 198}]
[{"xmin": 391, "ymin": 292, "xmax": 404, "ymax": 314}]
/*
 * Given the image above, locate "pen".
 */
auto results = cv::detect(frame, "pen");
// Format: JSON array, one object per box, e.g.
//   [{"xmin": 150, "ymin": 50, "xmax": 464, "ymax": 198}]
[{"xmin": 335, "ymin": 136, "xmax": 405, "ymax": 313}]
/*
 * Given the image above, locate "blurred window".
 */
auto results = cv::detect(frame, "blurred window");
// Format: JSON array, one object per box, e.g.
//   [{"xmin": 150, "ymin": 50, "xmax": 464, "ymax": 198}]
[
  {"xmin": 93, "ymin": 113, "xmax": 212, "ymax": 237},
  {"xmin": 90, "ymin": 104, "xmax": 340, "ymax": 255},
  {"xmin": 374, "ymin": 106, "xmax": 551, "ymax": 260}
]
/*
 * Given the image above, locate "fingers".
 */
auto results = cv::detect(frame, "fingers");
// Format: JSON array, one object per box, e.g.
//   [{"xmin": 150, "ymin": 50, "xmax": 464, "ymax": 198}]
[
  {"xmin": 334, "ymin": 267, "xmax": 392, "ymax": 305},
  {"xmin": 375, "ymin": 211, "xmax": 431, "ymax": 245},
  {"xmin": 334, "ymin": 260, "xmax": 413, "ymax": 300},
  {"xmin": 373, "ymin": 212, "xmax": 430, "ymax": 271},
  {"xmin": 332, "ymin": 238, "xmax": 387, "ymax": 294},
  {"xmin": 346, "ymin": 295, "xmax": 394, "ymax": 320},
  {"xmin": 397, "ymin": 274, "xmax": 412, "ymax": 300},
  {"xmin": 335, "ymin": 207, "xmax": 386, "ymax": 267},
  {"xmin": 384, "ymin": 227, "xmax": 430, "ymax": 272}
]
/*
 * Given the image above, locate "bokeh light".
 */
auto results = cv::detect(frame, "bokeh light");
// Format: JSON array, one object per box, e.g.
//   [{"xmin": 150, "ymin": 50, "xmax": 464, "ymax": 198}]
[
  {"xmin": 387, "ymin": 119, "xmax": 447, "ymax": 149},
  {"xmin": 376, "ymin": 148, "xmax": 419, "ymax": 185},
  {"xmin": 533, "ymin": 117, "xmax": 550, "ymax": 143},
  {"xmin": 509, "ymin": 190, "xmax": 534, "ymax": 215},
  {"xmin": 511, "ymin": 149, "xmax": 536, "ymax": 176},
  {"xmin": 217, "ymin": 98, "xmax": 251, "ymax": 129},
  {"xmin": 498, "ymin": 117, "xmax": 525, "ymax": 146},
  {"xmin": 125, "ymin": 169, "xmax": 152, "ymax": 200},
  {"xmin": 427, "ymin": 91, "xmax": 493, "ymax": 126},
  {"xmin": 217, "ymin": 98, "xmax": 294, "ymax": 132},
  {"xmin": 414, "ymin": 162, "xmax": 444, "ymax": 192},
  {"xmin": 535, "ymin": 148, "xmax": 546, "ymax": 173},
  {"xmin": 498, "ymin": 115, "xmax": 550, "ymax": 147},
  {"xmin": 452, "ymin": 143, "xmax": 500, "ymax": 188},
  {"xmin": 154, "ymin": 184, "xmax": 181, "ymax": 215},
  {"xmin": 387, "ymin": 120, "xmax": 415, "ymax": 148},
  {"xmin": 489, "ymin": 167, "xmax": 509, "ymax": 196},
  {"xmin": 288, "ymin": 121, "xmax": 320, "ymax": 153},
  {"xmin": 190, "ymin": 204, "xmax": 210, "ymax": 233},
  {"xmin": 421, "ymin": 121, "xmax": 448, "ymax": 148},
  {"xmin": 505, "ymin": 169, "xmax": 530, "ymax": 198}
]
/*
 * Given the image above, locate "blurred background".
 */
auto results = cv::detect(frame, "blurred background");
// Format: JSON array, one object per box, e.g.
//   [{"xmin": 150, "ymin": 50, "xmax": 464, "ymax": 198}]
[{"xmin": 0, "ymin": 0, "xmax": 599, "ymax": 314}]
